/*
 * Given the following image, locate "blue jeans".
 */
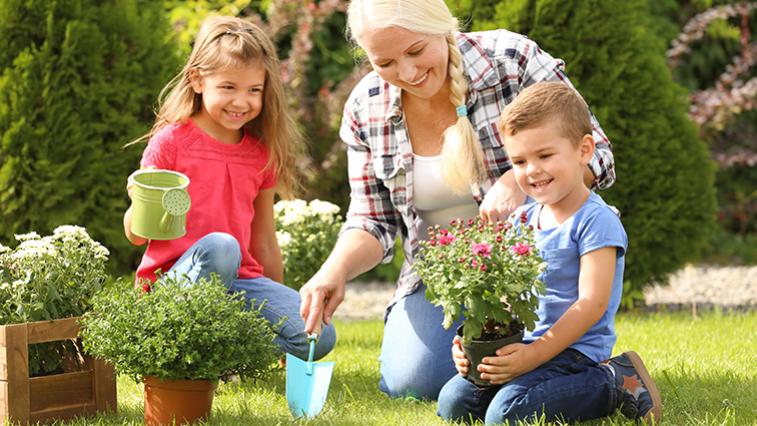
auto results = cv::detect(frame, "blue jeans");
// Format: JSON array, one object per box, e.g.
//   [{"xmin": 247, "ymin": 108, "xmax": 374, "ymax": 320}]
[
  {"xmin": 379, "ymin": 283, "xmax": 462, "ymax": 400},
  {"xmin": 166, "ymin": 232, "xmax": 336, "ymax": 361},
  {"xmin": 437, "ymin": 348, "xmax": 618, "ymax": 425}
]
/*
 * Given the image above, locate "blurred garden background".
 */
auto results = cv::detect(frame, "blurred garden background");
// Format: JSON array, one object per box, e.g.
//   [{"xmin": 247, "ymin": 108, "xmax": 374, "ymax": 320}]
[{"xmin": 1, "ymin": 0, "xmax": 754, "ymax": 308}]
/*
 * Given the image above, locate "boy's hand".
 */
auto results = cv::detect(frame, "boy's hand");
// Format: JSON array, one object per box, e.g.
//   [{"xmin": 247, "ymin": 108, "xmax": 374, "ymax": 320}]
[
  {"xmin": 478, "ymin": 342, "xmax": 540, "ymax": 385},
  {"xmin": 451, "ymin": 335, "xmax": 470, "ymax": 376}
]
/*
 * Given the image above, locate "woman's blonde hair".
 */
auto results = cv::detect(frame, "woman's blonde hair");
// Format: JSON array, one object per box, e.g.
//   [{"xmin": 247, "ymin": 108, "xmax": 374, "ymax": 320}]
[
  {"xmin": 346, "ymin": 0, "xmax": 486, "ymax": 193},
  {"xmin": 138, "ymin": 16, "xmax": 301, "ymax": 198}
]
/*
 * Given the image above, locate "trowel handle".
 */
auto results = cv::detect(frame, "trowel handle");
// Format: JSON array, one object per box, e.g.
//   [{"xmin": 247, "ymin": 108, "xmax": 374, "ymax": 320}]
[{"xmin": 306, "ymin": 333, "xmax": 318, "ymax": 375}]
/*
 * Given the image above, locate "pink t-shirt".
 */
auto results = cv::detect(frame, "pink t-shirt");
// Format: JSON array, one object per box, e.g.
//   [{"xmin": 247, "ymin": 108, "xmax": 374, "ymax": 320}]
[{"xmin": 135, "ymin": 120, "xmax": 276, "ymax": 282}]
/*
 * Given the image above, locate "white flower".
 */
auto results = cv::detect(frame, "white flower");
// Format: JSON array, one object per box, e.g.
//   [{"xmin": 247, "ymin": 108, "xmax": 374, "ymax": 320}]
[
  {"xmin": 309, "ymin": 199, "xmax": 341, "ymax": 222},
  {"xmin": 14, "ymin": 231, "xmax": 40, "ymax": 242},
  {"xmin": 0, "ymin": 244, "xmax": 10, "ymax": 255},
  {"xmin": 276, "ymin": 231, "xmax": 292, "ymax": 248},
  {"xmin": 12, "ymin": 279, "xmax": 25, "ymax": 290},
  {"xmin": 0, "ymin": 282, "xmax": 9, "ymax": 291},
  {"xmin": 93, "ymin": 245, "xmax": 110, "ymax": 261},
  {"xmin": 11, "ymin": 239, "xmax": 58, "ymax": 261}
]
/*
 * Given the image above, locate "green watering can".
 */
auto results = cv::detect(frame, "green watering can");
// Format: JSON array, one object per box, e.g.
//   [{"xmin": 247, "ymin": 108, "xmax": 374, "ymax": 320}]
[
  {"xmin": 128, "ymin": 169, "xmax": 191, "ymax": 240},
  {"xmin": 286, "ymin": 333, "xmax": 334, "ymax": 418}
]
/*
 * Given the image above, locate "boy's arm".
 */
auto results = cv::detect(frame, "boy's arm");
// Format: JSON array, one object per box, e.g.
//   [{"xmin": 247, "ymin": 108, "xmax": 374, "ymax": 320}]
[
  {"xmin": 479, "ymin": 246, "xmax": 617, "ymax": 384},
  {"xmin": 250, "ymin": 188, "xmax": 284, "ymax": 283}
]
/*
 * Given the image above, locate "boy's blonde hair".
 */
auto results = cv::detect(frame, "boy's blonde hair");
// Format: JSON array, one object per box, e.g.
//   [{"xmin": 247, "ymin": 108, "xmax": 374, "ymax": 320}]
[
  {"xmin": 499, "ymin": 82, "xmax": 592, "ymax": 145},
  {"xmin": 141, "ymin": 16, "xmax": 301, "ymax": 198},
  {"xmin": 346, "ymin": 0, "xmax": 487, "ymax": 193}
]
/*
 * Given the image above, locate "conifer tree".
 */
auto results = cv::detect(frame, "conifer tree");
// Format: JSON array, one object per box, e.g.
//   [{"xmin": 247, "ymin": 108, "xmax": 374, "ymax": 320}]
[
  {"xmin": 484, "ymin": 0, "xmax": 717, "ymax": 303},
  {"xmin": 0, "ymin": 0, "xmax": 178, "ymax": 272}
]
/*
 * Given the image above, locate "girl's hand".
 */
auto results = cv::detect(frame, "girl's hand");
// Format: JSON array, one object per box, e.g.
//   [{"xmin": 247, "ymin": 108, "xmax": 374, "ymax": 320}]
[
  {"xmin": 479, "ymin": 169, "xmax": 526, "ymax": 223},
  {"xmin": 478, "ymin": 342, "xmax": 539, "ymax": 385},
  {"xmin": 299, "ymin": 267, "xmax": 347, "ymax": 334},
  {"xmin": 452, "ymin": 335, "xmax": 470, "ymax": 376}
]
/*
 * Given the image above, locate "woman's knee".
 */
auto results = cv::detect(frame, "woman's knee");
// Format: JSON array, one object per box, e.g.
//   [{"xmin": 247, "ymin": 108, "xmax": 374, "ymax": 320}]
[{"xmin": 379, "ymin": 353, "xmax": 455, "ymax": 400}]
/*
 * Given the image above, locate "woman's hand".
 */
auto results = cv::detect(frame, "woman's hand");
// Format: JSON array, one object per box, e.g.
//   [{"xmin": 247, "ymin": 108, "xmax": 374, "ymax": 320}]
[
  {"xmin": 479, "ymin": 169, "xmax": 526, "ymax": 223},
  {"xmin": 452, "ymin": 335, "xmax": 470, "ymax": 376},
  {"xmin": 478, "ymin": 342, "xmax": 540, "ymax": 385},
  {"xmin": 299, "ymin": 267, "xmax": 347, "ymax": 334}
]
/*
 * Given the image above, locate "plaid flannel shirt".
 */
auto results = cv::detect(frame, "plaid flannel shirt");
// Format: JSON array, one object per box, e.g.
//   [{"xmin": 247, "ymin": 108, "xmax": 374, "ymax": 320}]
[{"xmin": 339, "ymin": 30, "xmax": 616, "ymax": 306}]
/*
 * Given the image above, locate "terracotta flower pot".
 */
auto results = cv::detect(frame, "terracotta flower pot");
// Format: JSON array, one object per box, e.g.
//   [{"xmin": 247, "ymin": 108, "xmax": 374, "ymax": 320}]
[
  {"xmin": 457, "ymin": 324, "xmax": 524, "ymax": 387},
  {"xmin": 143, "ymin": 376, "xmax": 218, "ymax": 425}
]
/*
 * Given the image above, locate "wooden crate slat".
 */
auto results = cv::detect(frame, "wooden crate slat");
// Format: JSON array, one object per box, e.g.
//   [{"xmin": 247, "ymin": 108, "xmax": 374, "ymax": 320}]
[
  {"xmin": 4, "ymin": 323, "xmax": 30, "ymax": 424},
  {"xmin": 29, "ymin": 371, "xmax": 93, "ymax": 412},
  {"xmin": 93, "ymin": 359, "xmax": 117, "ymax": 412},
  {"xmin": 0, "ymin": 346, "xmax": 7, "ymax": 381},
  {"xmin": 30, "ymin": 402, "xmax": 97, "ymax": 424},
  {"xmin": 27, "ymin": 318, "xmax": 80, "ymax": 344}
]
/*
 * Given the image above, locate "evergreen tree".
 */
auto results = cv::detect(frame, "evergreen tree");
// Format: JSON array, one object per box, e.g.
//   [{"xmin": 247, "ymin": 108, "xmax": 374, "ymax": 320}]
[
  {"xmin": 0, "ymin": 0, "xmax": 179, "ymax": 273},
  {"xmin": 482, "ymin": 0, "xmax": 717, "ymax": 303}
]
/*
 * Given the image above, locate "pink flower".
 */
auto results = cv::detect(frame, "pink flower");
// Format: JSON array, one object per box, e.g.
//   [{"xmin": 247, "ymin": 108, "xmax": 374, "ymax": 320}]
[
  {"xmin": 480, "ymin": 263, "xmax": 488, "ymax": 272},
  {"xmin": 439, "ymin": 233, "xmax": 456, "ymax": 246},
  {"xmin": 471, "ymin": 242, "xmax": 492, "ymax": 258},
  {"xmin": 511, "ymin": 242, "xmax": 531, "ymax": 256}
]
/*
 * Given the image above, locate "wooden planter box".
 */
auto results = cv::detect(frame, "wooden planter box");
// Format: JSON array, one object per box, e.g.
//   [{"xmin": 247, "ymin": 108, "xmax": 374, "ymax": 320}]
[{"xmin": 0, "ymin": 317, "xmax": 116, "ymax": 424}]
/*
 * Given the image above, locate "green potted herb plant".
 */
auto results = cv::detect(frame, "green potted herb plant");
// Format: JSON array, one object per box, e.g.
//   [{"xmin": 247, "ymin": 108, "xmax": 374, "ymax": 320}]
[
  {"xmin": 79, "ymin": 274, "xmax": 279, "ymax": 425},
  {"xmin": 415, "ymin": 212, "xmax": 546, "ymax": 386}
]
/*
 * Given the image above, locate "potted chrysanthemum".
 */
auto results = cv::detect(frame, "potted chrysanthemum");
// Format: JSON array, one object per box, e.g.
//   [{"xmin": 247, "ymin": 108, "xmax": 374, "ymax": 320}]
[
  {"xmin": 414, "ymin": 212, "xmax": 546, "ymax": 386},
  {"xmin": 79, "ymin": 274, "xmax": 279, "ymax": 425}
]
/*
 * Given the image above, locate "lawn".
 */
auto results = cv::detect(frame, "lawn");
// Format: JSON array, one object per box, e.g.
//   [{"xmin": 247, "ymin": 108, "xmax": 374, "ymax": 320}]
[{"xmin": 58, "ymin": 310, "xmax": 755, "ymax": 425}]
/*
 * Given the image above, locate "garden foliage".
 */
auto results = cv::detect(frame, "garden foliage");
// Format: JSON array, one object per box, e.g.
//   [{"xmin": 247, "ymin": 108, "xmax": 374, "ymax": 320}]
[
  {"xmin": 80, "ymin": 274, "xmax": 279, "ymax": 381},
  {"xmin": 0, "ymin": 0, "xmax": 179, "ymax": 273},
  {"xmin": 478, "ymin": 0, "xmax": 717, "ymax": 303},
  {"xmin": 274, "ymin": 199, "xmax": 343, "ymax": 290},
  {"xmin": 0, "ymin": 226, "xmax": 110, "ymax": 375}
]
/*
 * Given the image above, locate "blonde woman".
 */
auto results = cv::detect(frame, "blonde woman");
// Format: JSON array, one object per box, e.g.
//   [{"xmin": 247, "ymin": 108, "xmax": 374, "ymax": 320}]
[
  {"xmin": 300, "ymin": 0, "xmax": 615, "ymax": 398},
  {"xmin": 124, "ymin": 16, "xmax": 335, "ymax": 361}
]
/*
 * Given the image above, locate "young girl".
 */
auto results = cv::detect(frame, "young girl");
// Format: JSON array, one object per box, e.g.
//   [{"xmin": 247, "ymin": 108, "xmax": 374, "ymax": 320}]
[{"xmin": 123, "ymin": 16, "xmax": 335, "ymax": 361}]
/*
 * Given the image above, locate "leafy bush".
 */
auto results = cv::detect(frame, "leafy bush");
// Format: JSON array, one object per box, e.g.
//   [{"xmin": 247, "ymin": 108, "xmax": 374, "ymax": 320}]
[
  {"xmin": 0, "ymin": 225, "xmax": 110, "ymax": 374},
  {"xmin": 417, "ymin": 214, "xmax": 545, "ymax": 345},
  {"xmin": 275, "ymin": 199, "xmax": 343, "ymax": 290},
  {"xmin": 80, "ymin": 274, "xmax": 278, "ymax": 381},
  {"xmin": 0, "ymin": 0, "xmax": 179, "ymax": 274},
  {"xmin": 486, "ymin": 0, "xmax": 717, "ymax": 303}
]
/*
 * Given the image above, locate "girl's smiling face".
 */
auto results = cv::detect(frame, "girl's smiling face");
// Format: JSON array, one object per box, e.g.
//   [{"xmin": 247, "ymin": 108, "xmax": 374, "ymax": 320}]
[
  {"xmin": 191, "ymin": 63, "xmax": 266, "ymax": 144},
  {"xmin": 360, "ymin": 26, "xmax": 449, "ymax": 100}
]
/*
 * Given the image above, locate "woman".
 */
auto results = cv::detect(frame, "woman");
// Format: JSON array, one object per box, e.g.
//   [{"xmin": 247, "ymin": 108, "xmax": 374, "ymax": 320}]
[{"xmin": 300, "ymin": 0, "xmax": 615, "ymax": 400}]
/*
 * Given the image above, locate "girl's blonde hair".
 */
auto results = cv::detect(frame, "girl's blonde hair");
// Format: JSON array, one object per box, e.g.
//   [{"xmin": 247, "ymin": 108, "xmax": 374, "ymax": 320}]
[
  {"xmin": 140, "ymin": 16, "xmax": 301, "ymax": 198},
  {"xmin": 346, "ymin": 0, "xmax": 486, "ymax": 193}
]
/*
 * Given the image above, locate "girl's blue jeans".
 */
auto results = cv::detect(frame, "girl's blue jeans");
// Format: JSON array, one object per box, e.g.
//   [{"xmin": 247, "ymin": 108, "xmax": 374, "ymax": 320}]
[
  {"xmin": 165, "ymin": 232, "xmax": 336, "ymax": 361},
  {"xmin": 379, "ymin": 283, "xmax": 462, "ymax": 400},
  {"xmin": 437, "ymin": 348, "xmax": 618, "ymax": 425}
]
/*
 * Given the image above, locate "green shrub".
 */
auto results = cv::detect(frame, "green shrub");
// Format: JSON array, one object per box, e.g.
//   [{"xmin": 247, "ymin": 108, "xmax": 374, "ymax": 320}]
[
  {"xmin": 0, "ymin": 225, "xmax": 110, "ymax": 375},
  {"xmin": 275, "ymin": 199, "xmax": 343, "ymax": 290},
  {"xmin": 80, "ymin": 274, "xmax": 278, "ymax": 381},
  {"xmin": 0, "ymin": 0, "xmax": 179, "ymax": 274},
  {"xmin": 485, "ymin": 0, "xmax": 717, "ymax": 303}
]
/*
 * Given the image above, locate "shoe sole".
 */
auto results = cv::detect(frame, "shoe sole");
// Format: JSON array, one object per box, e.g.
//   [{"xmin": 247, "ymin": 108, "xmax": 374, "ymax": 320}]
[{"xmin": 624, "ymin": 351, "xmax": 662, "ymax": 423}]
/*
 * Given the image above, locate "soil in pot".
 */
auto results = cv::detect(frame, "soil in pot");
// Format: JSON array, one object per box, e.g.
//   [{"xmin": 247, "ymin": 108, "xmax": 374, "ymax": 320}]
[
  {"xmin": 143, "ymin": 376, "xmax": 218, "ymax": 425},
  {"xmin": 457, "ymin": 321, "xmax": 524, "ymax": 387}
]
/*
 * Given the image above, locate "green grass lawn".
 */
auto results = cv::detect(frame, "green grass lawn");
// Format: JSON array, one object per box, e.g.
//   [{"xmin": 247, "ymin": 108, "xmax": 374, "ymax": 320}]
[{"xmin": 59, "ymin": 310, "xmax": 755, "ymax": 425}]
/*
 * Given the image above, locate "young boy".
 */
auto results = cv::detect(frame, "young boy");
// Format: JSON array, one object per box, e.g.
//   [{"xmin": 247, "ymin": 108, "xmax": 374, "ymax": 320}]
[{"xmin": 436, "ymin": 82, "xmax": 662, "ymax": 424}]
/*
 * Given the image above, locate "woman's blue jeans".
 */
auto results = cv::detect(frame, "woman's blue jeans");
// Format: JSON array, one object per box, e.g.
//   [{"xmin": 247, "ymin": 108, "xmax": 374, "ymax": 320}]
[
  {"xmin": 165, "ymin": 232, "xmax": 336, "ymax": 361},
  {"xmin": 437, "ymin": 348, "xmax": 618, "ymax": 425},
  {"xmin": 379, "ymin": 283, "xmax": 462, "ymax": 400}
]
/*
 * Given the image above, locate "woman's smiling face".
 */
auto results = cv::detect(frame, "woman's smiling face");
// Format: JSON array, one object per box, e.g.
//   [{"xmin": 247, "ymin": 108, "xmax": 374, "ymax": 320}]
[{"xmin": 360, "ymin": 26, "xmax": 449, "ymax": 99}]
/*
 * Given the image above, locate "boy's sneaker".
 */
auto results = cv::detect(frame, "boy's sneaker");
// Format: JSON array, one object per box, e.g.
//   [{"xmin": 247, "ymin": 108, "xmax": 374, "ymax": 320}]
[{"xmin": 603, "ymin": 351, "xmax": 662, "ymax": 423}]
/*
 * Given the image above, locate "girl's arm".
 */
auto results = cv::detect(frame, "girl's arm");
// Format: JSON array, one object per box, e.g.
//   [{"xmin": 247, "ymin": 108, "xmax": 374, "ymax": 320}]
[
  {"xmin": 479, "ymin": 246, "xmax": 617, "ymax": 384},
  {"xmin": 250, "ymin": 188, "xmax": 284, "ymax": 283},
  {"xmin": 123, "ymin": 206, "xmax": 148, "ymax": 246}
]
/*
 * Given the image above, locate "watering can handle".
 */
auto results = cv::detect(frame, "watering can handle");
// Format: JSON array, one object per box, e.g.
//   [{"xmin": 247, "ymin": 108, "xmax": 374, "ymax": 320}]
[{"xmin": 159, "ymin": 212, "xmax": 173, "ymax": 232}]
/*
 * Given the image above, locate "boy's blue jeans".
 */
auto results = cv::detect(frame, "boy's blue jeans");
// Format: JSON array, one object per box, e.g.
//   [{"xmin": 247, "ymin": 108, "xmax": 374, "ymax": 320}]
[
  {"xmin": 165, "ymin": 232, "xmax": 336, "ymax": 361},
  {"xmin": 437, "ymin": 348, "xmax": 618, "ymax": 425}
]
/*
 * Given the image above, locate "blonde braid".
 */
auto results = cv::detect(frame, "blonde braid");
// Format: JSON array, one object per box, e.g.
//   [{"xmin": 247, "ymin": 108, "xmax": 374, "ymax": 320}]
[{"xmin": 441, "ymin": 33, "xmax": 487, "ymax": 193}]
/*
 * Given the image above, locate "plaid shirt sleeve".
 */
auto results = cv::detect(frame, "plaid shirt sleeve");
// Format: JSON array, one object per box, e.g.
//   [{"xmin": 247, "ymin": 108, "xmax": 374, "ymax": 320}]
[
  {"xmin": 518, "ymin": 36, "xmax": 616, "ymax": 189},
  {"xmin": 338, "ymin": 99, "xmax": 401, "ymax": 263}
]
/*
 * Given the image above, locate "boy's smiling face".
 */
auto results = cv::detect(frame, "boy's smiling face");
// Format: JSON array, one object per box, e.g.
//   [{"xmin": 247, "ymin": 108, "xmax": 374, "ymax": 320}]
[{"xmin": 504, "ymin": 120, "xmax": 595, "ymax": 216}]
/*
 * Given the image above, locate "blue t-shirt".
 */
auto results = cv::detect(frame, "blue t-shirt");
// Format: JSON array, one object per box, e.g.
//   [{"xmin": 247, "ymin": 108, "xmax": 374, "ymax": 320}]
[{"xmin": 515, "ymin": 192, "xmax": 628, "ymax": 362}]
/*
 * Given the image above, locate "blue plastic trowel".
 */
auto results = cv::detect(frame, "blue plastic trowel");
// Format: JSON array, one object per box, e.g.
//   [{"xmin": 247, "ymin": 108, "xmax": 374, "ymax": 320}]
[{"xmin": 285, "ymin": 333, "xmax": 335, "ymax": 418}]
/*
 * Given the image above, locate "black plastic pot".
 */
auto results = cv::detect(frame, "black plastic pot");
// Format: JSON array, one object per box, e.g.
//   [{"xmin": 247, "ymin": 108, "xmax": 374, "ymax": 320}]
[{"xmin": 457, "ymin": 324, "xmax": 524, "ymax": 387}]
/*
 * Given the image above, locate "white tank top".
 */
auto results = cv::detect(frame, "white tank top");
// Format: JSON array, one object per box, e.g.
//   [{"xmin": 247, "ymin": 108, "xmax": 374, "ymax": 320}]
[{"xmin": 413, "ymin": 154, "xmax": 479, "ymax": 238}]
